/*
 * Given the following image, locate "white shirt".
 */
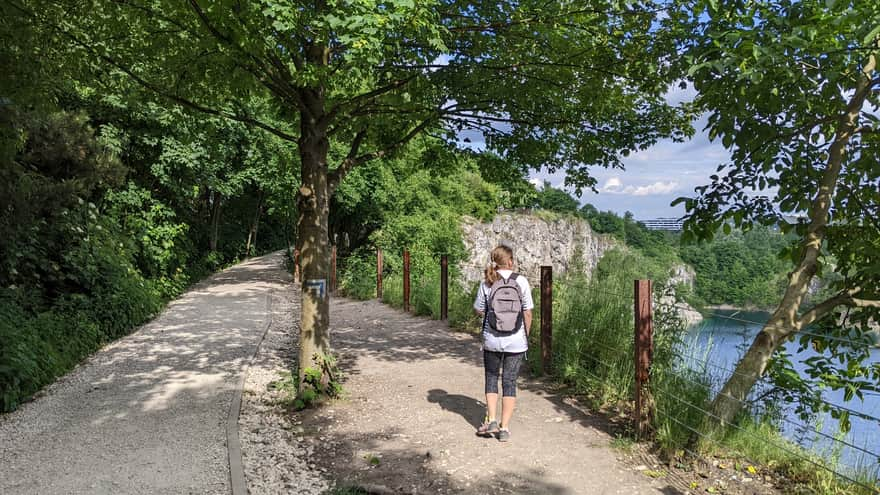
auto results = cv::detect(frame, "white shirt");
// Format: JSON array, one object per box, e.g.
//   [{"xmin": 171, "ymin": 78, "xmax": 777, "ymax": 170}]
[{"xmin": 473, "ymin": 269, "xmax": 534, "ymax": 353}]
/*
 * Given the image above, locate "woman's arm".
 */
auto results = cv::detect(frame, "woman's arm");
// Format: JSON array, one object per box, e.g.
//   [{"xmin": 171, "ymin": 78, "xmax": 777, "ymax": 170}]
[{"xmin": 523, "ymin": 309, "xmax": 532, "ymax": 336}]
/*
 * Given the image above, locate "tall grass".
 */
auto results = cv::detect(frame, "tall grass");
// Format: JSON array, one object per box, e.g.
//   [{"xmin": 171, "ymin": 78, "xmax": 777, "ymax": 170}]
[{"xmin": 543, "ymin": 249, "xmax": 880, "ymax": 494}]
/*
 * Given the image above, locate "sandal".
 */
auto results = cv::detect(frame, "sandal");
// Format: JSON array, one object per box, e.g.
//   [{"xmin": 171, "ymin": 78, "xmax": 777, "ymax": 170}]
[{"xmin": 476, "ymin": 420, "xmax": 500, "ymax": 436}]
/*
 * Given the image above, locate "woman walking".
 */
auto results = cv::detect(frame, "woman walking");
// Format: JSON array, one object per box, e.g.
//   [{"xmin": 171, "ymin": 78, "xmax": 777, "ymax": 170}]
[{"xmin": 473, "ymin": 245, "xmax": 533, "ymax": 442}]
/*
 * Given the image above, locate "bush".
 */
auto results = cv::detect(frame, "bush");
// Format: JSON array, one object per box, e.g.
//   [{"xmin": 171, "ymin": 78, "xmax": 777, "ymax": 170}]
[{"xmin": 339, "ymin": 247, "xmax": 379, "ymax": 300}]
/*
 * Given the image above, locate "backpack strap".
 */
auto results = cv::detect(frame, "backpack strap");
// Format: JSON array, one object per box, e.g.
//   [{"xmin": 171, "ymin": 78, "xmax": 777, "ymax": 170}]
[
  {"xmin": 481, "ymin": 283, "xmax": 490, "ymax": 334},
  {"xmin": 509, "ymin": 273, "xmax": 524, "ymax": 307}
]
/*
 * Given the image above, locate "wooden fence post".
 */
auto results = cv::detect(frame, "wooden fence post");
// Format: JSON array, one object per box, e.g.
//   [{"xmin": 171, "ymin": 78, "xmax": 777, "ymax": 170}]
[
  {"xmin": 440, "ymin": 255, "xmax": 448, "ymax": 320},
  {"xmin": 376, "ymin": 248, "xmax": 383, "ymax": 300},
  {"xmin": 403, "ymin": 250, "xmax": 411, "ymax": 312},
  {"xmin": 541, "ymin": 266, "xmax": 553, "ymax": 374},
  {"xmin": 634, "ymin": 279, "xmax": 654, "ymax": 439}
]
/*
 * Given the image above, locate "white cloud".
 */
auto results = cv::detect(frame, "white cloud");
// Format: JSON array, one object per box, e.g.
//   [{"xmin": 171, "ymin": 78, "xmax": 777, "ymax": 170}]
[
  {"xmin": 600, "ymin": 177, "xmax": 623, "ymax": 193},
  {"xmin": 624, "ymin": 181, "xmax": 680, "ymax": 196},
  {"xmin": 599, "ymin": 177, "xmax": 678, "ymax": 196}
]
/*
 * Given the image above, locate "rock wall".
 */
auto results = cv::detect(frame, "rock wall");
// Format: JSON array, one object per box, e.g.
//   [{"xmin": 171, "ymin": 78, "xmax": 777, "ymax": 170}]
[
  {"xmin": 459, "ymin": 213, "xmax": 617, "ymax": 284},
  {"xmin": 460, "ymin": 212, "xmax": 703, "ymax": 325}
]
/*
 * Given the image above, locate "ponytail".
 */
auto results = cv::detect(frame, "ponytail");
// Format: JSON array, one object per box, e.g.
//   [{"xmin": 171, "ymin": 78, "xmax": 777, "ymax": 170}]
[
  {"xmin": 484, "ymin": 262, "xmax": 500, "ymax": 286},
  {"xmin": 484, "ymin": 245, "xmax": 514, "ymax": 285}
]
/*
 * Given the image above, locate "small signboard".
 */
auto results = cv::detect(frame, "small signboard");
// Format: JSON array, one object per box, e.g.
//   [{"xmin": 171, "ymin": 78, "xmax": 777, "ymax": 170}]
[{"xmin": 305, "ymin": 279, "xmax": 327, "ymax": 300}]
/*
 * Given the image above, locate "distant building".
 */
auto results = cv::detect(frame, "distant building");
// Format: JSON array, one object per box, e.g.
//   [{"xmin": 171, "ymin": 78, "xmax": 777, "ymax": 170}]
[{"xmin": 638, "ymin": 218, "xmax": 684, "ymax": 231}]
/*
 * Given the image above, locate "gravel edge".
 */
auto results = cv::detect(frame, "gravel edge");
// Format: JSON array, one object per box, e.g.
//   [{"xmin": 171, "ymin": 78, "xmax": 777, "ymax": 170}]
[
  {"xmin": 228, "ymin": 294, "xmax": 273, "ymax": 495},
  {"xmin": 239, "ymin": 285, "xmax": 332, "ymax": 494}
]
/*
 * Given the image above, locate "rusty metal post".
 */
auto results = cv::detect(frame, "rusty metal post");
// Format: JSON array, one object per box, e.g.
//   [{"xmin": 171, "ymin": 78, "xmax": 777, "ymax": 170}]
[
  {"xmin": 376, "ymin": 248, "xmax": 383, "ymax": 300},
  {"xmin": 440, "ymin": 255, "xmax": 448, "ymax": 320},
  {"xmin": 634, "ymin": 279, "xmax": 654, "ymax": 439},
  {"xmin": 403, "ymin": 250, "xmax": 411, "ymax": 312},
  {"xmin": 330, "ymin": 245, "xmax": 337, "ymax": 295},
  {"xmin": 540, "ymin": 266, "xmax": 553, "ymax": 374}
]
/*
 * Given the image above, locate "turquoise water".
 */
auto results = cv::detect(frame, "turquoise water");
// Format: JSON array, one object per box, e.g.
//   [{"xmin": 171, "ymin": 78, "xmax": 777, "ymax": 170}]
[{"xmin": 684, "ymin": 310, "xmax": 880, "ymax": 478}]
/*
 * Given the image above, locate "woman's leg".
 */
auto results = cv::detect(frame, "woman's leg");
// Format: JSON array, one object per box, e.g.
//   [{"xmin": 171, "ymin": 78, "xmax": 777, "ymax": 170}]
[
  {"xmin": 483, "ymin": 350, "xmax": 502, "ymax": 422},
  {"xmin": 499, "ymin": 352, "xmax": 525, "ymax": 429}
]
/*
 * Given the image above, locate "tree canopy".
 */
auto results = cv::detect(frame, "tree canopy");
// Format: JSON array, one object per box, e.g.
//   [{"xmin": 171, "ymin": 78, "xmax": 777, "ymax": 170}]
[
  {"xmin": 7, "ymin": 0, "xmax": 694, "ymax": 386},
  {"xmin": 679, "ymin": 0, "xmax": 880, "ymax": 427}
]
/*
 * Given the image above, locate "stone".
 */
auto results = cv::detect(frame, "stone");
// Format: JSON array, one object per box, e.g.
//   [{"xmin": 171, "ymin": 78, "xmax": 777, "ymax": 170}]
[
  {"xmin": 460, "ymin": 213, "xmax": 615, "ymax": 284},
  {"xmin": 460, "ymin": 212, "xmax": 702, "ymax": 324}
]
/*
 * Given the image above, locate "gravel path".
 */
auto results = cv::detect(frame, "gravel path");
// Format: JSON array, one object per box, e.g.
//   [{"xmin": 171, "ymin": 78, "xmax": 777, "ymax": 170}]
[
  {"xmin": 298, "ymin": 297, "xmax": 679, "ymax": 495},
  {"xmin": 238, "ymin": 272, "xmax": 330, "ymax": 494},
  {"xmin": 0, "ymin": 251, "xmax": 290, "ymax": 494}
]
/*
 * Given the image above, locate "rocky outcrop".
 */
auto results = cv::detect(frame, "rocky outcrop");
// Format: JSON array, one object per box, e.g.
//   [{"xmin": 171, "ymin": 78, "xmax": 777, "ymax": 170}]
[
  {"xmin": 659, "ymin": 264, "xmax": 703, "ymax": 325},
  {"xmin": 460, "ymin": 212, "xmax": 703, "ymax": 325},
  {"xmin": 459, "ymin": 213, "xmax": 616, "ymax": 283}
]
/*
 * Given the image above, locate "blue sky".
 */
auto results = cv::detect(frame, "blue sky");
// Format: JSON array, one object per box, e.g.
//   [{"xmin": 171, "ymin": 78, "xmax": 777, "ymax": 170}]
[
  {"xmin": 460, "ymin": 84, "xmax": 733, "ymax": 221},
  {"xmin": 533, "ymin": 84, "xmax": 731, "ymax": 220},
  {"xmin": 530, "ymin": 114, "xmax": 730, "ymax": 220}
]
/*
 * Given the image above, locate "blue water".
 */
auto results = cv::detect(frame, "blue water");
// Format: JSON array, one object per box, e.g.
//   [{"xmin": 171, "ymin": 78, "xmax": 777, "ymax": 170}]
[{"xmin": 684, "ymin": 310, "xmax": 880, "ymax": 478}]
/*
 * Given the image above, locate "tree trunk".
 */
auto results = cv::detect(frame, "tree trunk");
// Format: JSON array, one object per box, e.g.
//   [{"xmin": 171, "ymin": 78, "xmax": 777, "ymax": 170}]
[
  {"xmin": 706, "ymin": 49, "xmax": 877, "ymax": 430},
  {"xmin": 296, "ymin": 89, "xmax": 332, "ymax": 389},
  {"xmin": 209, "ymin": 190, "xmax": 223, "ymax": 252},
  {"xmin": 245, "ymin": 190, "xmax": 265, "ymax": 257}
]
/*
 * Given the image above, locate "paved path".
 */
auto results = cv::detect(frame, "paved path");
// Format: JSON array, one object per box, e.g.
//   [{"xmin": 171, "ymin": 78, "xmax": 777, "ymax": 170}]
[
  {"xmin": 302, "ymin": 297, "xmax": 678, "ymax": 494},
  {"xmin": 0, "ymin": 252, "xmax": 289, "ymax": 495}
]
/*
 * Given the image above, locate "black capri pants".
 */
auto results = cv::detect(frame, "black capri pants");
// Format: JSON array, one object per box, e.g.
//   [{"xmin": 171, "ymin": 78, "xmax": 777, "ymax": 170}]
[{"xmin": 484, "ymin": 350, "xmax": 525, "ymax": 397}]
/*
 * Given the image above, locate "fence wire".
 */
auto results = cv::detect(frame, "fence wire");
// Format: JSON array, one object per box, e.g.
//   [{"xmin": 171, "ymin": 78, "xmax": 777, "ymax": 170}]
[
  {"xmin": 570, "ymin": 283, "xmax": 880, "ymax": 492},
  {"xmin": 654, "ymin": 380, "xmax": 880, "ymax": 493}
]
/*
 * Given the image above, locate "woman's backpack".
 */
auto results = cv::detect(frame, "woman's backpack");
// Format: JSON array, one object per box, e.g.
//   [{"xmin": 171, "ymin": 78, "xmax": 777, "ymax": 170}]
[{"xmin": 485, "ymin": 273, "xmax": 524, "ymax": 333}]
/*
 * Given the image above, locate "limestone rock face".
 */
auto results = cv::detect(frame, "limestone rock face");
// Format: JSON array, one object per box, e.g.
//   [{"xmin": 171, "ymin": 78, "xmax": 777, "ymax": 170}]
[
  {"xmin": 459, "ymin": 213, "xmax": 617, "ymax": 284},
  {"xmin": 460, "ymin": 212, "xmax": 703, "ymax": 325}
]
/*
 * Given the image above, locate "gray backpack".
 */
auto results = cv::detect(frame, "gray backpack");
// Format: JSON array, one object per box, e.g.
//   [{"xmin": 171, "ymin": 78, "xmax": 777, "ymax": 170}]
[{"xmin": 485, "ymin": 273, "xmax": 524, "ymax": 333}]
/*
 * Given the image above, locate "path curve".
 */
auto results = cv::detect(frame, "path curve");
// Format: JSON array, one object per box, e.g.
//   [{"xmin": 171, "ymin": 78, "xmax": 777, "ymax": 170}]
[{"xmin": 0, "ymin": 251, "xmax": 290, "ymax": 494}]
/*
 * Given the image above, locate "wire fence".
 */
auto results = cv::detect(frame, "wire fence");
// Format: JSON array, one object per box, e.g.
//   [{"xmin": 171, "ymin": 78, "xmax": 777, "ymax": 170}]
[{"xmin": 573, "ymin": 283, "xmax": 880, "ymax": 493}]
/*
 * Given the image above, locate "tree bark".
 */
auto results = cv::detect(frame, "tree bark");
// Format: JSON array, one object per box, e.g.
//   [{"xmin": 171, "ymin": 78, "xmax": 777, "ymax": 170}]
[
  {"xmin": 209, "ymin": 190, "xmax": 222, "ymax": 252},
  {"xmin": 296, "ymin": 87, "xmax": 332, "ymax": 389},
  {"xmin": 245, "ymin": 189, "xmax": 265, "ymax": 257},
  {"xmin": 706, "ymin": 50, "xmax": 877, "ymax": 430}
]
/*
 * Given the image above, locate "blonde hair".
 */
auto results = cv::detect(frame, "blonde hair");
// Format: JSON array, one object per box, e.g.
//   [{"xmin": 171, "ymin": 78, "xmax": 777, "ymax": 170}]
[{"xmin": 484, "ymin": 245, "xmax": 514, "ymax": 285}]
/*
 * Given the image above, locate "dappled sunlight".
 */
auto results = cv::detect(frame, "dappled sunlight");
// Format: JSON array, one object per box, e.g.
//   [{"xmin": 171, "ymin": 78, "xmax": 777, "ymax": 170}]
[
  {"xmin": 0, "ymin": 252, "xmax": 292, "ymax": 494},
  {"xmin": 322, "ymin": 296, "xmax": 681, "ymax": 494}
]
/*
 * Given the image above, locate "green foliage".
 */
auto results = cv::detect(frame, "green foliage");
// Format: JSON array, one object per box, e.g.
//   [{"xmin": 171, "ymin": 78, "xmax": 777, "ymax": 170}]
[
  {"xmin": 0, "ymin": 98, "xmax": 295, "ymax": 412},
  {"xmin": 337, "ymin": 138, "xmax": 503, "ymax": 319},
  {"xmin": 534, "ymin": 181, "xmax": 580, "ymax": 214},
  {"xmin": 17, "ymin": 0, "xmax": 693, "ymax": 186},
  {"xmin": 266, "ymin": 371, "xmax": 298, "ymax": 409},
  {"xmin": 545, "ymin": 249, "xmax": 879, "ymax": 494},
  {"xmin": 549, "ymin": 249, "xmax": 685, "ymax": 402},
  {"xmin": 680, "ymin": 0, "xmax": 880, "ymax": 432},
  {"xmin": 680, "ymin": 227, "xmax": 792, "ymax": 308},
  {"xmin": 294, "ymin": 353, "xmax": 343, "ymax": 411},
  {"xmin": 338, "ymin": 247, "xmax": 380, "ymax": 301}
]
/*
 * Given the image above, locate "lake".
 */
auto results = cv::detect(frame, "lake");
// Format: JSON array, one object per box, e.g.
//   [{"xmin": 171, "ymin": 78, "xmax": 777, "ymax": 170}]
[{"xmin": 683, "ymin": 310, "xmax": 880, "ymax": 478}]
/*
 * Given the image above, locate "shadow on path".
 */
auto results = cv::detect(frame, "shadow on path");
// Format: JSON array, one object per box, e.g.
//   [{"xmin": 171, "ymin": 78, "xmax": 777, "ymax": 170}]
[
  {"xmin": 299, "ymin": 296, "xmax": 683, "ymax": 495},
  {"xmin": 427, "ymin": 389, "xmax": 486, "ymax": 429},
  {"xmin": 0, "ymin": 252, "xmax": 291, "ymax": 495}
]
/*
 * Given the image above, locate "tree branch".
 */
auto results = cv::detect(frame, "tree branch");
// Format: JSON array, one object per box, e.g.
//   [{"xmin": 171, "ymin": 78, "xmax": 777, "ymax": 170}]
[
  {"xmin": 327, "ymin": 75, "xmax": 417, "ymax": 122},
  {"xmin": 798, "ymin": 287, "xmax": 880, "ymax": 328},
  {"xmin": 186, "ymin": 0, "xmax": 303, "ymax": 111},
  {"xmin": 16, "ymin": 3, "xmax": 299, "ymax": 142},
  {"xmin": 328, "ymin": 115, "xmax": 439, "ymax": 194}
]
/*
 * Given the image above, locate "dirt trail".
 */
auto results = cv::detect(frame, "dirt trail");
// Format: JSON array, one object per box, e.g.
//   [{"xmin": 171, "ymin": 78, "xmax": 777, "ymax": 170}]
[
  {"xmin": 302, "ymin": 297, "xmax": 679, "ymax": 495},
  {"xmin": 0, "ymin": 252, "xmax": 289, "ymax": 494}
]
